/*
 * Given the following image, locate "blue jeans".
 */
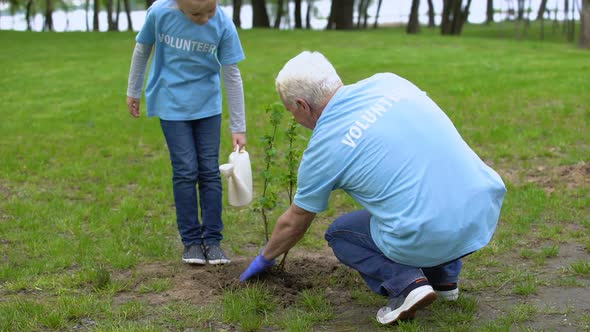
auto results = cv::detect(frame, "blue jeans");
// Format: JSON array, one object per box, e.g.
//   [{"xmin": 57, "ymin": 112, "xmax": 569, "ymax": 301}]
[
  {"xmin": 325, "ymin": 210, "xmax": 462, "ymax": 297},
  {"xmin": 160, "ymin": 116, "xmax": 223, "ymax": 247}
]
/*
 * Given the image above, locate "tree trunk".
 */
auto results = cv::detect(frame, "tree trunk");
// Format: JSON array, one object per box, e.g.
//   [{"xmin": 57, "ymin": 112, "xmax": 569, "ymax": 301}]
[
  {"xmin": 44, "ymin": 0, "xmax": 53, "ymax": 31},
  {"xmin": 457, "ymin": 0, "xmax": 472, "ymax": 33},
  {"xmin": 107, "ymin": 0, "xmax": 116, "ymax": 31},
  {"xmin": 486, "ymin": 0, "xmax": 494, "ymax": 24},
  {"xmin": 356, "ymin": 0, "xmax": 369, "ymax": 28},
  {"xmin": 252, "ymin": 0, "xmax": 270, "ymax": 28},
  {"xmin": 331, "ymin": 0, "xmax": 354, "ymax": 30},
  {"xmin": 356, "ymin": 0, "xmax": 371, "ymax": 29},
  {"xmin": 306, "ymin": 0, "xmax": 313, "ymax": 29},
  {"xmin": 326, "ymin": 0, "xmax": 336, "ymax": 29},
  {"xmin": 441, "ymin": 0, "xmax": 472, "ymax": 35},
  {"xmin": 362, "ymin": 0, "xmax": 370, "ymax": 28},
  {"xmin": 407, "ymin": 0, "xmax": 420, "ymax": 34},
  {"xmin": 124, "ymin": 0, "xmax": 133, "ymax": 31},
  {"xmin": 93, "ymin": 0, "xmax": 100, "ymax": 31},
  {"xmin": 580, "ymin": 0, "xmax": 590, "ymax": 48},
  {"xmin": 568, "ymin": 0, "xmax": 577, "ymax": 42},
  {"xmin": 274, "ymin": 0, "xmax": 284, "ymax": 29},
  {"xmin": 294, "ymin": 0, "xmax": 302, "ymax": 28},
  {"xmin": 373, "ymin": 0, "xmax": 383, "ymax": 28},
  {"xmin": 536, "ymin": 0, "xmax": 548, "ymax": 20},
  {"xmin": 356, "ymin": 0, "xmax": 363, "ymax": 28},
  {"xmin": 563, "ymin": 0, "xmax": 570, "ymax": 34},
  {"xmin": 85, "ymin": 0, "xmax": 90, "ymax": 31},
  {"xmin": 427, "ymin": 0, "xmax": 435, "ymax": 28},
  {"xmin": 116, "ymin": 0, "xmax": 121, "ymax": 27},
  {"xmin": 232, "ymin": 0, "xmax": 242, "ymax": 28},
  {"xmin": 25, "ymin": 0, "xmax": 33, "ymax": 31},
  {"xmin": 517, "ymin": 0, "xmax": 525, "ymax": 20}
]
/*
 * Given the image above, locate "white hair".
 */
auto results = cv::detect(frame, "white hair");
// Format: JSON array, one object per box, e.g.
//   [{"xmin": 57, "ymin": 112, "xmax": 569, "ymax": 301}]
[{"xmin": 275, "ymin": 51, "xmax": 342, "ymax": 110}]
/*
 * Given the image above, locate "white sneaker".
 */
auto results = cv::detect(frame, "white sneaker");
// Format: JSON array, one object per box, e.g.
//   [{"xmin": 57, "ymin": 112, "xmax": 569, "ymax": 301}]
[{"xmin": 434, "ymin": 283, "xmax": 459, "ymax": 301}]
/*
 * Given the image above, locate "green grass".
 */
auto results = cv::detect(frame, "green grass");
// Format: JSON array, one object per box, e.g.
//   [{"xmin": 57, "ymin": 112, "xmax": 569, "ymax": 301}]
[{"xmin": 1, "ymin": 22, "xmax": 589, "ymax": 331}]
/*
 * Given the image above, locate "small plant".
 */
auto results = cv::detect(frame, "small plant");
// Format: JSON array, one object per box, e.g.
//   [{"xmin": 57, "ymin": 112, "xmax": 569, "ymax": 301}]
[
  {"xmin": 277, "ymin": 117, "xmax": 301, "ymax": 270},
  {"xmin": 254, "ymin": 103, "xmax": 284, "ymax": 242}
]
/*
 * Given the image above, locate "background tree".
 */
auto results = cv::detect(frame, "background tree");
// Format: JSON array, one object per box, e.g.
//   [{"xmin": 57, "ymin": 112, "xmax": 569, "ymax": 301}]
[
  {"xmin": 326, "ymin": 0, "xmax": 335, "ymax": 29},
  {"xmin": 536, "ymin": 0, "xmax": 548, "ymax": 19},
  {"xmin": 326, "ymin": 0, "xmax": 354, "ymax": 30},
  {"xmin": 517, "ymin": 0, "xmax": 525, "ymax": 20},
  {"xmin": 427, "ymin": 0, "xmax": 435, "ymax": 28},
  {"xmin": 373, "ymin": 0, "xmax": 383, "ymax": 28},
  {"xmin": 294, "ymin": 0, "xmax": 302, "ymax": 28},
  {"xmin": 43, "ymin": 0, "xmax": 53, "ymax": 31},
  {"xmin": 486, "ymin": 0, "xmax": 494, "ymax": 24},
  {"xmin": 252, "ymin": 0, "xmax": 270, "ymax": 28},
  {"xmin": 232, "ymin": 0, "xmax": 241, "ymax": 28},
  {"xmin": 441, "ymin": 0, "xmax": 473, "ymax": 35},
  {"xmin": 93, "ymin": 0, "xmax": 99, "ymax": 31},
  {"xmin": 123, "ymin": 0, "xmax": 132, "ymax": 31},
  {"xmin": 305, "ymin": 0, "xmax": 314, "ymax": 28},
  {"xmin": 356, "ymin": 0, "xmax": 370, "ymax": 29},
  {"xmin": 107, "ymin": 0, "xmax": 117, "ymax": 31},
  {"xmin": 25, "ymin": 0, "xmax": 36, "ymax": 31},
  {"xmin": 581, "ymin": 0, "xmax": 590, "ymax": 48},
  {"xmin": 273, "ymin": 0, "xmax": 285, "ymax": 28},
  {"xmin": 407, "ymin": 0, "xmax": 420, "ymax": 33}
]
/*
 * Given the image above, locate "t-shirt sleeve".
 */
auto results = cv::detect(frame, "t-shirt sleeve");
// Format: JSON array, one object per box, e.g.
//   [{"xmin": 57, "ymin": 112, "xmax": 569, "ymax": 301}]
[
  {"xmin": 217, "ymin": 15, "xmax": 245, "ymax": 65},
  {"xmin": 136, "ymin": 8, "xmax": 156, "ymax": 45},
  {"xmin": 293, "ymin": 148, "xmax": 338, "ymax": 214}
]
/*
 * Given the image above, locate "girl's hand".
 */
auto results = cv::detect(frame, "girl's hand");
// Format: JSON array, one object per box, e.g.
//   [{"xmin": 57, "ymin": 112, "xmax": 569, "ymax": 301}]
[
  {"xmin": 127, "ymin": 97, "xmax": 141, "ymax": 118},
  {"xmin": 232, "ymin": 132, "xmax": 247, "ymax": 151}
]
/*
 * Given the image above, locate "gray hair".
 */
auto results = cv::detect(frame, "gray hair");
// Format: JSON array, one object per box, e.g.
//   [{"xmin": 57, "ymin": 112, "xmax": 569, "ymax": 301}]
[{"xmin": 275, "ymin": 51, "xmax": 342, "ymax": 110}]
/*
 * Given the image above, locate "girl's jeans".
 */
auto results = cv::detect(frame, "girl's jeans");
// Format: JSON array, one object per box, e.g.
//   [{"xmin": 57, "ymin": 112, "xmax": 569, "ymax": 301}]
[
  {"xmin": 160, "ymin": 115, "xmax": 223, "ymax": 247},
  {"xmin": 325, "ymin": 210, "xmax": 463, "ymax": 297}
]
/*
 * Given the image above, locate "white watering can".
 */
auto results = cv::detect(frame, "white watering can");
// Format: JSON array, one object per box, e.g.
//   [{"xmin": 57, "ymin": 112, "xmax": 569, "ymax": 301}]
[{"xmin": 219, "ymin": 146, "xmax": 253, "ymax": 207}]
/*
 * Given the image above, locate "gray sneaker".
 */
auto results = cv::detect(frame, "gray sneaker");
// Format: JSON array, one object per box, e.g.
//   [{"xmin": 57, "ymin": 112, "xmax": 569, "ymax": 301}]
[
  {"xmin": 182, "ymin": 244, "xmax": 206, "ymax": 265},
  {"xmin": 376, "ymin": 285, "xmax": 437, "ymax": 324},
  {"xmin": 204, "ymin": 244, "xmax": 231, "ymax": 265}
]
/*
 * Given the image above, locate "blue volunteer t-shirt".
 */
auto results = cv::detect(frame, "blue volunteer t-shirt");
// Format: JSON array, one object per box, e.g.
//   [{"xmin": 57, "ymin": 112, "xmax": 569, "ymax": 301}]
[
  {"xmin": 136, "ymin": 0, "xmax": 245, "ymax": 120},
  {"xmin": 295, "ymin": 73, "xmax": 506, "ymax": 267}
]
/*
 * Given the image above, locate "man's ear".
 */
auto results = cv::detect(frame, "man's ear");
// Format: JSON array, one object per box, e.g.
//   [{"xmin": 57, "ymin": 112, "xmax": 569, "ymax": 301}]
[{"xmin": 295, "ymin": 98, "xmax": 310, "ymax": 113}]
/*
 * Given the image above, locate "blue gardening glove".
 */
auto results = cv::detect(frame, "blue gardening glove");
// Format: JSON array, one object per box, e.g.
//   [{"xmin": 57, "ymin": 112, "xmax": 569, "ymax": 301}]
[{"xmin": 240, "ymin": 254, "xmax": 275, "ymax": 282}]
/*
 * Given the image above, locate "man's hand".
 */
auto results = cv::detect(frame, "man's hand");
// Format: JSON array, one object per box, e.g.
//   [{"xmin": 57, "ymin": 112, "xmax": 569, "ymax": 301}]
[
  {"xmin": 127, "ymin": 96, "xmax": 141, "ymax": 118},
  {"xmin": 232, "ymin": 132, "xmax": 246, "ymax": 151},
  {"xmin": 240, "ymin": 253, "xmax": 275, "ymax": 282}
]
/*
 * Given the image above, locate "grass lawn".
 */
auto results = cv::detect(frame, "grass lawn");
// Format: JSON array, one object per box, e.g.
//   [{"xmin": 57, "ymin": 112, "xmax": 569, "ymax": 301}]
[{"xmin": 0, "ymin": 23, "xmax": 589, "ymax": 331}]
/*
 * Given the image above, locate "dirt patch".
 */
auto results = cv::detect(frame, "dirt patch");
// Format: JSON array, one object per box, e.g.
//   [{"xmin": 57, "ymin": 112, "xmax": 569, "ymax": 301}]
[
  {"xmin": 501, "ymin": 161, "xmax": 589, "ymax": 193},
  {"xmin": 113, "ymin": 250, "xmax": 349, "ymax": 308}
]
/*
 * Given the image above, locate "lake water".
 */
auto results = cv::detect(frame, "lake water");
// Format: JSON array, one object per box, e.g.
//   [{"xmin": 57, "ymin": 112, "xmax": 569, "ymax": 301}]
[{"xmin": 0, "ymin": 0, "xmax": 577, "ymax": 32}]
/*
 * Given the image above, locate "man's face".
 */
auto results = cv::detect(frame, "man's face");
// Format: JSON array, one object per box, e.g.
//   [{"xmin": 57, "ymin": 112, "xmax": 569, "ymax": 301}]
[{"xmin": 178, "ymin": 0, "xmax": 216, "ymax": 25}]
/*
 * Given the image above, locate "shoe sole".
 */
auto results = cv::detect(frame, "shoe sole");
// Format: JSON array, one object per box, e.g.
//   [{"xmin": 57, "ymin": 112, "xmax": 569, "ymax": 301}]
[
  {"xmin": 208, "ymin": 259, "xmax": 231, "ymax": 265},
  {"xmin": 435, "ymin": 288, "xmax": 459, "ymax": 301},
  {"xmin": 182, "ymin": 258, "xmax": 206, "ymax": 265},
  {"xmin": 377, "ymin": 286, "xmax": 438, "ymax": 325}
]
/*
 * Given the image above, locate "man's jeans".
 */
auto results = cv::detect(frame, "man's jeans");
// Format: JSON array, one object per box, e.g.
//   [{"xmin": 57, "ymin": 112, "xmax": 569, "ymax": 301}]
[
  {"xmin": 325, "ymin": 210, "xmax": 462, "ymax": 297},
  {"xmin": 160, "ymin": 116, "xmax": 223, "ymax": 247}
]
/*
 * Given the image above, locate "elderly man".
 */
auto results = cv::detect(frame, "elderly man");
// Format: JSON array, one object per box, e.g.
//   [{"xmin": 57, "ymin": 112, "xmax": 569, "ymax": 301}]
[{"xmin": 240, "ymin": 51, "xmax": 506, "ymax": 325}]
